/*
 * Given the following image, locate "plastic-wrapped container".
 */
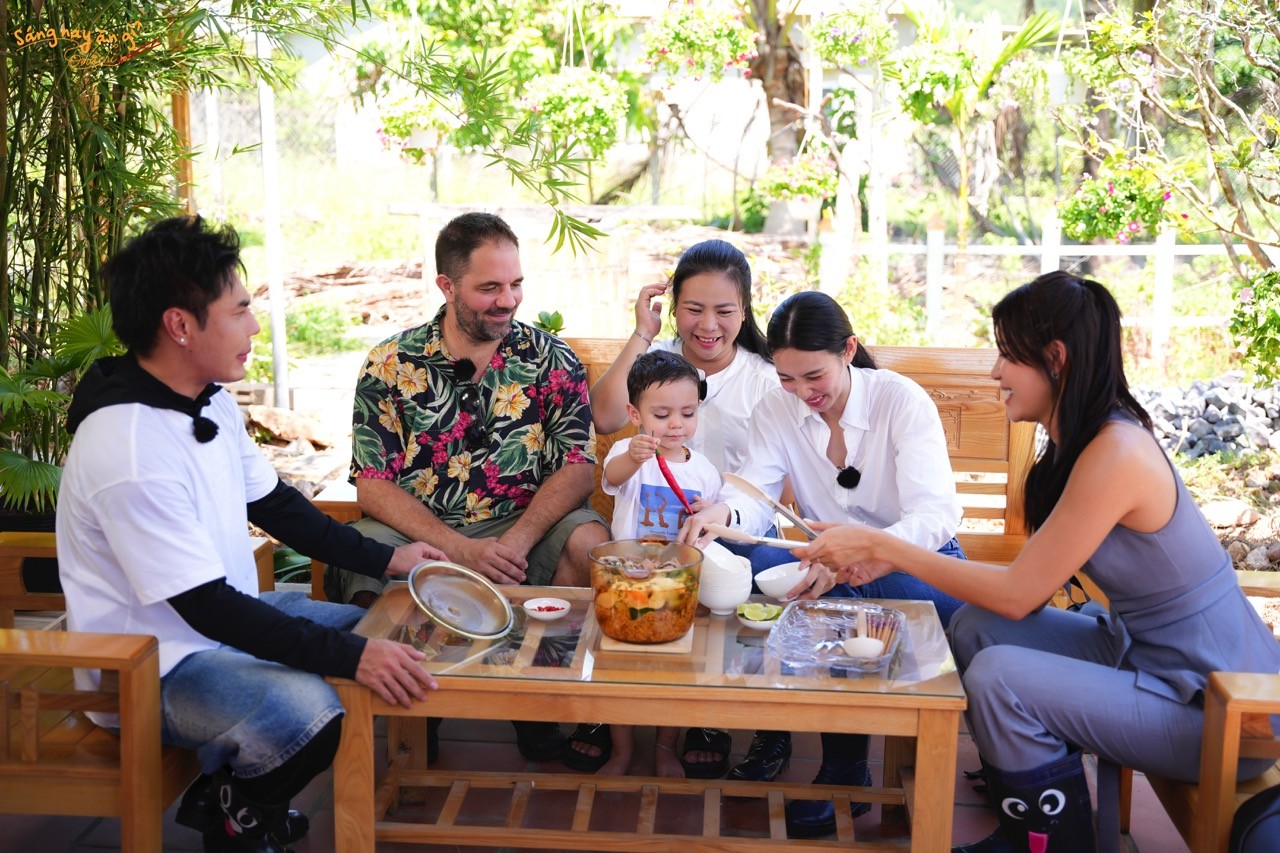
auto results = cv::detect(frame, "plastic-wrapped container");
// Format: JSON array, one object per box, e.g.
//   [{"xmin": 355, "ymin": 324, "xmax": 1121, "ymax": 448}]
[{"xmin": 766, "ymin": 600, "xmax": 904, "ymax": 672}]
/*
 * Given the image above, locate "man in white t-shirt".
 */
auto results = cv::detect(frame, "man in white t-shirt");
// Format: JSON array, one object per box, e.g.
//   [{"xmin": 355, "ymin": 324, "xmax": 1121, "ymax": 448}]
[{"xmin": 58, "ymin": 216, "xmax": 445, "ymax": 853}]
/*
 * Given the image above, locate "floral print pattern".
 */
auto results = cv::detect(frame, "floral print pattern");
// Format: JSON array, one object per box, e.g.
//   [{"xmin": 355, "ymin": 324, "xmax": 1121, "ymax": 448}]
[{"xmin": 350, "ymin": 307, "xmax": 596, "ymax": 529}]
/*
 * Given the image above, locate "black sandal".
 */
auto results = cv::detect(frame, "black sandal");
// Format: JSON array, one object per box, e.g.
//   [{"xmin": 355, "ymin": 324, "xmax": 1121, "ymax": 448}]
[
  {"xmin": 511, "ymin": 720, "xmax": 565, "ymax": 762},
  {"xmin": 562, "ymin": 723, "xmax": 612, "ymax": 772},
  {"xmin": 680, "ymin": 727, "xmax": 732, "ymax": 779}
]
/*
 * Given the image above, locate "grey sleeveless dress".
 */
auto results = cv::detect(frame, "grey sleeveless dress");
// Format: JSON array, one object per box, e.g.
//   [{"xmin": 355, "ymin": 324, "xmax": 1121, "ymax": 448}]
[{"xmin": 953, "ymin": 414, "xmax": 1280, "ymax": 778}]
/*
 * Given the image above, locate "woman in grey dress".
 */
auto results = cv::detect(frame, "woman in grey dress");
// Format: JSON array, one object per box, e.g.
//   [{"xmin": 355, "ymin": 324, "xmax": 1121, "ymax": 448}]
[{"xmin": 794, "ymin": 272, "xmax": 1280, "ymax": 853}]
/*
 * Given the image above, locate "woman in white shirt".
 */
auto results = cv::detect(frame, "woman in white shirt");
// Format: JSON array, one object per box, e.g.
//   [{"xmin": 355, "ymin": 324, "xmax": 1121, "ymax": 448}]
[
  {"xmin": 590, "ymin": 239, "xmax": 778, "ymax": 473},
  {"xmin": 681, "ymin": 290, "xmax": 965, "ymax": 838}
]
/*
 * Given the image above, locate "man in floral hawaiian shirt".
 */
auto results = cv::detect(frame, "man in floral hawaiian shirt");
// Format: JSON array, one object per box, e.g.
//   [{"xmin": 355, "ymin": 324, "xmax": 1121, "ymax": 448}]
[{"xmin": 327, "ymin": 212, "xmax": 610, "ymax": 610}]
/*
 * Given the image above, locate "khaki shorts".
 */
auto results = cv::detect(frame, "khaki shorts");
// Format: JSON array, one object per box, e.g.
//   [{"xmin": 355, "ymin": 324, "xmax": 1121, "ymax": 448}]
[{"xmin": 324, "ymin": 506, "xmax": 608, "ymax": 603}]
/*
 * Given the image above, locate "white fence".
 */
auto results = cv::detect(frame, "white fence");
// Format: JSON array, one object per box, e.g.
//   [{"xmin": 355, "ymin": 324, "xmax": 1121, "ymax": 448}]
[{"xmin": 896, "ymin": 216, "xmax": 1242, "ymax": 363}]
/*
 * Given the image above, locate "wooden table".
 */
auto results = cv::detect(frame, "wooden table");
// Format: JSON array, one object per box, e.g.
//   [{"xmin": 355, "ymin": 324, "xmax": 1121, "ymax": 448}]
[{"xmin": 329, "ymin": 585, "xmax": 965, "ymax": 851}]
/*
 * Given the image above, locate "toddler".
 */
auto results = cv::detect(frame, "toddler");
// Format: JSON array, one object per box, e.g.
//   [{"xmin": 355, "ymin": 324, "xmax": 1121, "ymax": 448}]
[{"xmin": 578, "ymin": 350, "xmax": 723, "ymax": 777}]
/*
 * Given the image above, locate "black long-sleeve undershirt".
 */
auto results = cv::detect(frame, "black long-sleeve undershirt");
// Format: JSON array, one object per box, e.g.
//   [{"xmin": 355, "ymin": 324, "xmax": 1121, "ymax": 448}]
[
  {"xmin": 167, "ymin": 479, "xmax": 399, "ymax": 677},
  {"xmin": 169, "ymin": 579, "xmax": 366, "ymax": 679},
  {"xmin": 246, "ymin": 479, "xmax": 392, "ymax": 575}
]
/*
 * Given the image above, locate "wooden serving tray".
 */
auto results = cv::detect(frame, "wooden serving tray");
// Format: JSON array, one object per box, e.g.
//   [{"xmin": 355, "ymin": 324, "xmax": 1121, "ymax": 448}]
[{"xmin": 598, "ymin": 626, "xmax": 694, "ymax": 654}]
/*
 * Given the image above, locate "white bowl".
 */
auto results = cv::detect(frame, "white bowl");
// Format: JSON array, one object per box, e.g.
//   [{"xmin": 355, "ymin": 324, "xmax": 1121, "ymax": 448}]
[
  {"xmin": 522, "ymin": 597, "xmax": 570, "ymax": 621},
  {"xmin": 754, "ymin": 561, "xmax": 808, "ymax": 600},
  {"xmin": 700, "ymin": 541, "xmax": 751, "ymax": 577},
  {"xmin": 737, "ymin": 613, "xmax": 780, "ymax": 631},
  {"xmin": 699, "ymin": 574, "xmax": 752, "ymax": 615}
]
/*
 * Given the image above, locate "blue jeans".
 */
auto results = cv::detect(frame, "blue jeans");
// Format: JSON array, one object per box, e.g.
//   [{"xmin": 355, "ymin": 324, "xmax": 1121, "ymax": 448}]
[
  {"xmin": 744, "ymin": 536, "xmax": 968, "ymax": 630},
  {"xmin": 159, "ymin": 591, "xmax": 364, "ymax": 777}
]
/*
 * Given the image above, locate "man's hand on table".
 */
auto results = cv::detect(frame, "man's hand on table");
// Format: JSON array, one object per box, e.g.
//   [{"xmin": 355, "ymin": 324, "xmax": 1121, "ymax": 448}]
[
  {"xmin": 356, "ymin": 639, "xmax": 437, "ymax": 707},
  {"xmin": 386, "ymin": 542, "xmax": 449, "ymax": 576},
  {"xmin": 453, "ymin": 536, "xmax": 528, "ymax": 585}
]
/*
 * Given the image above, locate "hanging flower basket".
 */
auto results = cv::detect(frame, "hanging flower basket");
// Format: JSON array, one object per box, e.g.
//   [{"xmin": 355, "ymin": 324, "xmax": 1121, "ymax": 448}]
[
  {"xmin": 809, "ymin": 3, "xmax": 897, "ymax": 69},
  {"xmin": 644, "ymin": 0, "xmax": 758, "ymax": 80},
  {"xmin": 523, "ymin": 68, "xmax": 626, "ymax": 159},
  {"xmin": 379, "ymin": 95, "xmax": 454, "ymax": 165},
  {"xmin": 757, "ymin": 150, "xmax": 840, "ymax": 205}
]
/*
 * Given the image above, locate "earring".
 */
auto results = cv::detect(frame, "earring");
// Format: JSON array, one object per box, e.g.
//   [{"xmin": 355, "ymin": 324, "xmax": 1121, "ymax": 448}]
[
  {"xmin": 1050, "ymin": 369, "xmax": 1059, "ymax": 381},
  {"xmin": 179, "ymin": 337, "xmax": 186, "ymax": 345}
]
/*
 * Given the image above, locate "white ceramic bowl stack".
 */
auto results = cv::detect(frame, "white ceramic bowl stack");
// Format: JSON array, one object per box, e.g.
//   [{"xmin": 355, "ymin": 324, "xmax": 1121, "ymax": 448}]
[{"xmin": 697, "ymin": 541, "xmax": 753, "ymax": 615}]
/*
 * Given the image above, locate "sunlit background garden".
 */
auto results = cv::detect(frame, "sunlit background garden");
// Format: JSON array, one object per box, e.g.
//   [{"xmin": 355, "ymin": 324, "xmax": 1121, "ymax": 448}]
[{"xmin": 3, "ymin": 0, "xmax": 1277, "ymax": 548}]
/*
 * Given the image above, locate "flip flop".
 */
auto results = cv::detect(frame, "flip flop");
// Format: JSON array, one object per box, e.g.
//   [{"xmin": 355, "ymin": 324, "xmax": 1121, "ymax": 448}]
[
  {"xmin": 680, "ymin": 727, "xmax": 732, "ymax": 779},
  {"xmin": 562, "ymin": 723, "xmax": 612, "ymax": 772}
]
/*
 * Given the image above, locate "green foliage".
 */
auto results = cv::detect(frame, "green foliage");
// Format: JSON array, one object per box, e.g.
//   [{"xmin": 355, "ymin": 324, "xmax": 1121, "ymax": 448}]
[
  {"xmin": 247, "ymin": 302, "xmax": 361, "ymax": 384},
  {"xmin": 1178, "ymin": 448, "xmax": 1277, "ymax": 510},
  {"xmin": 644, "ymin": 1, "xmax": 758, "ymax": 80},
  {"xmin": 739, "ymin": 188, "xmax": 768, "ymax": 234},
  {"xmin": 0, "ymin": 308, "xmax": 123, "ymax": 512},
  {"xmin": 1230, "ymin": 270, "xmax": 1280, "ymax": 382},
  {"xmin": 1058, "ymin": 166, "xmax": 1174, "ymax": 243},
  {"xmin": 1078, "ymin": 0, "xmax": 1279, "ymax": 278},
  {"xmin": 883, "ymin": 3, "xmax": 1057, "ymax": 248},
  {"xmin": 523, "ymin": 69, "xmax": 626, "ymax": 159},
  {"xmin": 351, "ymin": 0, "xmax": 627, "ymax": 252},
  {"xmin": 837, "ymin": 268, "xmax": 929, "ymax": 347},
  {"xmin": 810, "ymin": 3, "xmax": 896, "ymax": 69},
  {"xmin": 534, "ymin": 311, "xmax": 565, "ymax": 336}
]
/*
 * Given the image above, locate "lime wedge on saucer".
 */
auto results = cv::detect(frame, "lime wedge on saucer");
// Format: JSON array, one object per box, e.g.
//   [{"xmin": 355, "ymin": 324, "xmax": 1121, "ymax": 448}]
[{"xmin": 738, "ymin": 603, "xmax": 783, "ymax": 621}]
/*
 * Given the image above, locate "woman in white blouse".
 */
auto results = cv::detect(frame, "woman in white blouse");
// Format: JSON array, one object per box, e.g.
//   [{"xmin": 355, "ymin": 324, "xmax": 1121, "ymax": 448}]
[
  {"xmin": 681, "ymin": 290, "xmax": 965, "ymax": 838},
  {"xmin": 590, "ymin": 239, "xmax": 778, "ymax": 473}
]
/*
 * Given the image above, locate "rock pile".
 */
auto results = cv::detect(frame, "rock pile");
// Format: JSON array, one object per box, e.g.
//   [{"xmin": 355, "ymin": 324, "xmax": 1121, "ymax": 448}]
[{"xmin": 1134, "ymin": 373, "xmax": 1280, "ymax": 459}]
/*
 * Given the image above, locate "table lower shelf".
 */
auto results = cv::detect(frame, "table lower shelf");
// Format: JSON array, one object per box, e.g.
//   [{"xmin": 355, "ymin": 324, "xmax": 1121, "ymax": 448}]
[{"xmin": 374, "ymin": 762, "xmax": 913, "ymax": 850}]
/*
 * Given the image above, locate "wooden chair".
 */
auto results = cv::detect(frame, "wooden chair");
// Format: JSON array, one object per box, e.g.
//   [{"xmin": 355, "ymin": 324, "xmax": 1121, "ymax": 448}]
[
  {"xmin": 0, "ymin": 529, "xmax": 282, "ymax": 848},
  {"xmin": 1146, "ymin": 672, "xmax": 1280, "ymax": 852},
  {"xmin": 0, "ymin": 628, "xmax": 200, "ymax": 852}
]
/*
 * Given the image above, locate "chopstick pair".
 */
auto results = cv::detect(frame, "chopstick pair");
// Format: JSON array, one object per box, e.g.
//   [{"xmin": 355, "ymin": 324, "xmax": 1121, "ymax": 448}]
[{"xmin": 722, "ymin": 473, "xmax": 819, "ymax": 540}]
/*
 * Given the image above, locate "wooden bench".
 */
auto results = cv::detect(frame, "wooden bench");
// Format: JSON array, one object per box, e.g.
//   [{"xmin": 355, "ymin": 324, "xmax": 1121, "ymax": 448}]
[
  {"xmin": 564, "ymin": 338, "xmax": 1037, "ymax": 565},
  {"xmin": 0, "ymin": 532, "xmax": 277, "ymax": 629},
  {"xmin": 306, "ymin": 341, "xmax": 1035, "ymax": 608}
]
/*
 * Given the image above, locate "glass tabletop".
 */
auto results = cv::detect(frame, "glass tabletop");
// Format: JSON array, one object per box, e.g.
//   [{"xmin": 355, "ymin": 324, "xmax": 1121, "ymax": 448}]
[{"xmin": 355, "ymin": 583, "xmax": 963, "ymax": 699}]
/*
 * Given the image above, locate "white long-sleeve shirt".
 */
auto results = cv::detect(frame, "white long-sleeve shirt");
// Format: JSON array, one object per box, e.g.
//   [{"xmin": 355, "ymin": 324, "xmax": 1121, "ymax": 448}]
[{"xmin": 725, "ymin": 364, "xmax": 961, "ymax": 551}]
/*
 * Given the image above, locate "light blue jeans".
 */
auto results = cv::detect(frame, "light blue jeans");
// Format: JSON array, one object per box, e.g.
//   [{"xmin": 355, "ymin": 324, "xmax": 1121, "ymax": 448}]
[
  {"xmin": 159, "ymin": 591, "xmax": 364, "ymax": 777},
  {"xmin": 743, "ymin": 536, "xmax": 968, "ymax": 629}
]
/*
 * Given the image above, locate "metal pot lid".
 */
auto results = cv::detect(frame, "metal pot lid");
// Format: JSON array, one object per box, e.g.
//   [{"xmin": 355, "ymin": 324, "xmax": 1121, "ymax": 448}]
[{"xmin": 406, "ymin": 561, "xmax": 514, "ymax": 641}]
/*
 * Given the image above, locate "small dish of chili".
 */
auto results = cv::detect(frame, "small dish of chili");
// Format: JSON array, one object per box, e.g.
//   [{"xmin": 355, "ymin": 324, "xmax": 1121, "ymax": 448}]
[{"xmin": 523, "ymin": 597, "xmax": 571, "ymax": 621}]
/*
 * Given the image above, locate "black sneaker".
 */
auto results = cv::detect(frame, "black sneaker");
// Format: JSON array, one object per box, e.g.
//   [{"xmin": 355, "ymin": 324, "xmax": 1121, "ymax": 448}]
[
  {"xmin": 726, "ymin": 730, "xmax": 792, "ymax": 783},
  {"xmin": 785, "ymin": 760, "xmax": 873, "ymax": 838}
]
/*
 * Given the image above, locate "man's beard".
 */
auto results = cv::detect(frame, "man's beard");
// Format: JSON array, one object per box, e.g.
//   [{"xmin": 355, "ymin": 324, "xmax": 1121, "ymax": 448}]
[{"xmin": 453, "ymin": 293, "xmax": 514, "ymax": 343}]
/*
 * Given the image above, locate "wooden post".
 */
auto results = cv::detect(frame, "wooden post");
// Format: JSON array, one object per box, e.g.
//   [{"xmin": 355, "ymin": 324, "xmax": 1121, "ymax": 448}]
[
  {"xmin": 925, "ymin": 216, "xmax": 945, "ymax": 342},
  {"xmin": 1040, "ymin": 212, "xmax": 1061, "ymax": 274},
  {"xmin": 1151, "ymin": 228, "xmax": 1175, "ymax": 367},
  {"xmin": 171, "ymin": 91, "xmax": 194, "ymax": 213}
]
